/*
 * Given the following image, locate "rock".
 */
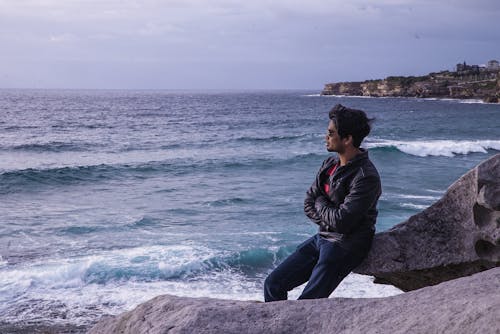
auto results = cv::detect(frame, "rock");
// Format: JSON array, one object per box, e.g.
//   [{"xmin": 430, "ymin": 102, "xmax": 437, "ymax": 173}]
[
  {"xmin": 354, "ymin": 153, "xmax": 500, "ymax": 291},
  {"xmin": 484, "ymin": 96, "xmax": 499, "ymax": 103},
  {"xmin": 87, "ymin": 267, "xmax": 500, "ymax": 334},
  {"xmin": 321, "ymin": 81, "xmax": 364, "ymax": 96}
]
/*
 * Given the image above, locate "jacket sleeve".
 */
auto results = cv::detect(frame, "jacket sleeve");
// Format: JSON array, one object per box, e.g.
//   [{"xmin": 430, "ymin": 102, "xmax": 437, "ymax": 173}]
[
  {"xmin": 314, "ymin": 173, "xmax": 381, "ymax": 234},
  {"xmin": 304, "ymin": 181, "xmax": 322, "ymax": 225},
  {"xmin": 304, "ymin": 159, "xmax": 330, "ymax": 226}
]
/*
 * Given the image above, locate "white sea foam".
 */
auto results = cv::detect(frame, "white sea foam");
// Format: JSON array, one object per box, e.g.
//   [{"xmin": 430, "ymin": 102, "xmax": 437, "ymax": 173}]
[
  {"xmin": 321, "ymin": 94, "xmax": 375, "ymax": 99},
  {"xmin": 400, "ymin": 203, "xmax": 429, "ymax": 210},
  {"xmin": 288, "ymin": 273, "xmax": 402, "ymax": 300},
  {"xmin": 457, "ymin": 99, "xmax": 486, "ymax": 104},
  {"xmin": 0, "ymin": 245, "xmax": 403, "ymax": 326},
  {"xmin": 0, "ymin": 245, "xmax": 217, "ymax": 301},
  {"xmin": 318, "ymin": 95, "xmax": 492, "ymax": 104},
  {"xmin": 366, "ymin": 139, "xmax": 500, "ymax": 157},
  {"xmin": 1, "ymin": 271, "xmax": 403, "ymax": 326},
  {"xmin": 397, "ymin": 194, "xmax": 440, "ymax": 201},
  {"xmin": 423, "ymin": 97, "xmax": 498, "ymax": 104},
  {"xmin": 425, "ymin": 188, "xmax": 445, "ymax": 194}
]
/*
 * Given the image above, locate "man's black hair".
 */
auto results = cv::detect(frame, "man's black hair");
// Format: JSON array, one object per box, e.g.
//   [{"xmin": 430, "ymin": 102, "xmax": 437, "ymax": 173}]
[{"xmin": 328, "ymin": 104, "xmax": 374, "ymax": 148}]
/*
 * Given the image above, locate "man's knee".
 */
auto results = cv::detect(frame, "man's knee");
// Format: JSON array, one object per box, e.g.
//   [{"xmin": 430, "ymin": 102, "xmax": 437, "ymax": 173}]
[
  {"xmin": 264, "ymin": 271, "xmax": 279, "ymax": 291},
  {"xmin": 264, "ymin": 270, "xmax": 286, "ymax": 302}
]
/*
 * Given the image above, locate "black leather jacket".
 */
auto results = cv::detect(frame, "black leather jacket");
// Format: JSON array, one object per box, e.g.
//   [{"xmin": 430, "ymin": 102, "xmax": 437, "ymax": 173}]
[{"xmin": 304, "ymin": 149, "xmax": 381, "ymax": 252}]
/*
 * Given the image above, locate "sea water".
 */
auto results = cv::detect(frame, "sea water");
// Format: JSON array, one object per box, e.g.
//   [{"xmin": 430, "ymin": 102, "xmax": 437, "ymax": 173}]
[{"xmin": 0, "ymin": 89, "xmax": 499, "ymax": 329}]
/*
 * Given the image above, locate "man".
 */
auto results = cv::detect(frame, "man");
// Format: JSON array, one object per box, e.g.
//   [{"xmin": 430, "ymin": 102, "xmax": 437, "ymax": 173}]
[{"xmin": 264, "ymin": 104, "xmax": 381, "ymax": 301}]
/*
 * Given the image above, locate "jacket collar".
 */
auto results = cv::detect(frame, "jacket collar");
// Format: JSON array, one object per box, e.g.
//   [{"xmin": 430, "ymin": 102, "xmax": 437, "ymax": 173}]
[
  {"xmin": 329, "ymin": 148, "xmax": 368, "ymax": 167},
  {"xmin": 344, "ymin": 148, "xmax": 369, "ymax": 167}
]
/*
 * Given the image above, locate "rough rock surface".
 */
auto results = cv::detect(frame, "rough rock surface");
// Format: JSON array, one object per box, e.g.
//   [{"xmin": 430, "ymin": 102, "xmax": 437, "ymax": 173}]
[
  {"xmin": 88, "ymin": 267, "xmax": 500, "ymax": 334},
  {"xmin": 354, "ymin": 153, "xmax": 500, "ymax": 291}
]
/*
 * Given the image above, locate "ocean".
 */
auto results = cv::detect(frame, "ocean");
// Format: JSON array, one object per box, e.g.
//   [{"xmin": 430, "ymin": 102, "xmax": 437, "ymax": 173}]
[{"xmin": 0, "ymin": 89, "xmax": 499, "ymax": 331}]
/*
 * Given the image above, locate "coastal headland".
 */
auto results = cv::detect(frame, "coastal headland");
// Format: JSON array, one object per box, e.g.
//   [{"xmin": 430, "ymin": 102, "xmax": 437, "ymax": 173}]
[{"xmin": 321, "ymin": 59, "xmax": 500, "ymax": 103}]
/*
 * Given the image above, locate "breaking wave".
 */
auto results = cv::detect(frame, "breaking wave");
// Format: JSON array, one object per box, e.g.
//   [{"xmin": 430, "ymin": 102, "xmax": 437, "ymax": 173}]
[
  {"xmin": 0, "ymin": 244, "xmax": 402, "ymax": 326},
  {"xmin": 366, "ymin": 139, "xmax": 500, "ymax": 157}
]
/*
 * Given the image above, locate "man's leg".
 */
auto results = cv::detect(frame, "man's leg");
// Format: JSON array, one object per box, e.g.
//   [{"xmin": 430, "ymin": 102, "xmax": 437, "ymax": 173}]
[
  {"xmin": 264, "ymin": 235, "xmax": 319, "ymax": 302},
  {"xmin": 298, "ymin": 239, "xmax": 365, "ymax": 300}
]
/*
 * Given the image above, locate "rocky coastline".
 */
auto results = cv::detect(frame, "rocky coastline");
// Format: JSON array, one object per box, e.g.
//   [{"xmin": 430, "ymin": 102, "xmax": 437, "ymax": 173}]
[
  {"xmin": 321, "ymin": 60, "xmax": 500, "ymax": 103},
  {"xmin": 88, "ymin": 154, "xmax": 500, "ymax": 334}
]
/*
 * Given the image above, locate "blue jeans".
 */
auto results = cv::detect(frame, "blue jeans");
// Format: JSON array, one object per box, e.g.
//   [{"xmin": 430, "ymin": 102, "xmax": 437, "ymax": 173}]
[{"xmin": 264, "ymin": 234, "xmax": 366, "ymax": 301}]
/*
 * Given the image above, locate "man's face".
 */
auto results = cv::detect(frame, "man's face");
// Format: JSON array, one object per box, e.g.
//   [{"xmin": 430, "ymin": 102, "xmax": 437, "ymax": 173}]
[{"xmin": 325, "ymin": 120, "xmax": 345, "ymax": 153}]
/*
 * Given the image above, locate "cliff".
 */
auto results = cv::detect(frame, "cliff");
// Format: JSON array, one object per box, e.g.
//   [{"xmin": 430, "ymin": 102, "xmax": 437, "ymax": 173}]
[{"xmin": 322, "ymin": 70, "xmax": 500, "ymax": 103}]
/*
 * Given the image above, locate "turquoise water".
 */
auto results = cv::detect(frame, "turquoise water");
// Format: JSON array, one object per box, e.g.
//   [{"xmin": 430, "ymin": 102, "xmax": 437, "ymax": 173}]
[{"xmin": 0, "ymin": 89, "xmax": 499, "ymax": 328}]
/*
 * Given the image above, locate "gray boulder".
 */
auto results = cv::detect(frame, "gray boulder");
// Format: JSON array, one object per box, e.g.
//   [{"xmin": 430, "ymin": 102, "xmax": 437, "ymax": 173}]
[
  {"xmin": 88, "ymin": 267, "xmax": 500, "ymax": 334},
  {"xmin": 354, "ymin": 153, "xmax": 500, "ymax": 291}
]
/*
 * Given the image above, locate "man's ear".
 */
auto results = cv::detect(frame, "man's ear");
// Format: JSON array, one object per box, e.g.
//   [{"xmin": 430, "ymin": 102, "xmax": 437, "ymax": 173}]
[{"xmin": 344, "ymin": 135, "xmax": 353, "ymax": 147}]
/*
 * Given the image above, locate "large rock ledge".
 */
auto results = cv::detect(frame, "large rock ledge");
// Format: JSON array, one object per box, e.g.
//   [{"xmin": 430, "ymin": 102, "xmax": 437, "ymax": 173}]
[
  {"xmin": 354, "ymin": 153, "xmax": 499, "ymax": 291},
  {"xmin": 88, "ymin": 267, "xmax": 500, "ymax": 334}
]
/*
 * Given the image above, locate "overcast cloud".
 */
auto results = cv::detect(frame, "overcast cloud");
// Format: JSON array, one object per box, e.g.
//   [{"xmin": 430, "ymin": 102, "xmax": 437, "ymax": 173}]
[{"xmin": 1, "ymin": 0, "xmax": 499, "ymax": 89}]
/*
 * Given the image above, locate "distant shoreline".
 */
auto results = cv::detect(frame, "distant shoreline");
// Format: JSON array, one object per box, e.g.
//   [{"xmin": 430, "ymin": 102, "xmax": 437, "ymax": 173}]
[
  {"xmin": 311, "ymin": 94, "xmax": 498, "ymax": 104},
  {"xmin": 321, "ymin": 62, "xmax": 500, "ymax": 103}
]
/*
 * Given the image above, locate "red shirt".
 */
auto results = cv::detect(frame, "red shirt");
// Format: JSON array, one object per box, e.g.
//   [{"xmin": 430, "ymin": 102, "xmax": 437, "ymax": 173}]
[{"xmin": 323, "ymin": 164, "xmax": 339, "ymax": 194}]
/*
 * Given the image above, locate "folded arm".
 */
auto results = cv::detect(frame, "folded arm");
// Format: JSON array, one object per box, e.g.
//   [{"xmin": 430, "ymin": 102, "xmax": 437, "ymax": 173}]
[{"xmin": 314, "ymin": 174, "xmax": 381, "ymax": 234}]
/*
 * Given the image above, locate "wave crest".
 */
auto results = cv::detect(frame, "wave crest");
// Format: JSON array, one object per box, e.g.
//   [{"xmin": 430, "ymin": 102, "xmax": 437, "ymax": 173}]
[
  {"xmin": 0, "ymin": 152, "xmax": 326, "ymax": 194},
  {"xmin": 1, "ymin": 141, "xmax": 96, "ymax": 153},
  {"xmin": 0, "ymin": 245, "xmax": 293, "ymax": 289},
  {"xmin": 366, "ymin": 139, "xmax": 500, "ymax": 157}
]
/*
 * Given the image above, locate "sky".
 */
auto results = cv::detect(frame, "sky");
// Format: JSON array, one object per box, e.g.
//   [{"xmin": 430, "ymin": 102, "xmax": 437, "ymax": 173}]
[{"xmin": 1, "ymin": 0, "xmax": 499, "ymax": 90}]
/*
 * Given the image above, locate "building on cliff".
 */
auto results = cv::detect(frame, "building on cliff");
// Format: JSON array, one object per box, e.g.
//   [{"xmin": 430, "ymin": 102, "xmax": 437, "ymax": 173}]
[
  {"xmin": 456, "ymin": 61, "xmax": 480, "ymax": 75},
  {"xmin": 457, "ymin": 59, "xmax": 499, "ymax": 74},
  {"xmin": 487, "ymin": 60, "xmax": 499, "ymax": 71}
]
